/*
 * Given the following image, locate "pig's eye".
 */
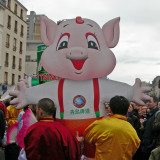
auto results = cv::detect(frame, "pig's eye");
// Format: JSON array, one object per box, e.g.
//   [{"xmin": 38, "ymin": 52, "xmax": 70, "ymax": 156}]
[
  {"xmin": 57, "ymin": 33, "xmax": 70, "ymax": 50},
  {"xmin": 86, "ymin": 33, "xmax": 100, "ymax": 50}
]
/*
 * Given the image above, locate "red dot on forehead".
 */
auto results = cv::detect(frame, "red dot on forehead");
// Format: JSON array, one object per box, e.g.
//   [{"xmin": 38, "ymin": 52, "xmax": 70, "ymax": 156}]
[{"xmin": 76, "ymin": 16, "xmax": 84, "ymax": 24}]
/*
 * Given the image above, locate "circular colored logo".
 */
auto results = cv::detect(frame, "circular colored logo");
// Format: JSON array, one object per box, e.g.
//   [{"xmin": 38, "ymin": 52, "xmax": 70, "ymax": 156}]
[{"xmin": 73, "ymin": 95, "xmax": 86, "ymax": 108}]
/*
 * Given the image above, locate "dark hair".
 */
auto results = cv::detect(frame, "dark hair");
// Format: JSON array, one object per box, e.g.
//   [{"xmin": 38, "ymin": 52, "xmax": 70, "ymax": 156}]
[
  {"xmin": 109, "ymin": 96, "xmax": 130, "ymax": 115},
  {"xmin": 38, "ymin": 98, "xmax": 56, "ymax": 118},
  {"xmin": 24, "ymin": 105, "xmax": 28, "ymax": 112},
  {"xmin": 152, "ymin": 96, "xmax": 158, "ymax": 103},
  {"xmin": 11, "ymin": 97, "xmax": 15, "ymax": 100},
  {"xmin": 130, "ymin": 103, "xmax": 134, "ymax": 110},
  {"xmin": 0, "ymin": 138, "xmax": 2, "ymax": 147},
  {"xmin": 4, "ymin": 101, "xmax": 10, "ymax": 107}
]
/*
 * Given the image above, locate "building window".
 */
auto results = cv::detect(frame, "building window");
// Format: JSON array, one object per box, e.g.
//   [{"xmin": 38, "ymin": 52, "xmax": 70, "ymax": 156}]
[
  {"xmin": 13, "ymin": 38, "xmax": 17, "ymax": 51},
  {"xmin": 4, "ymin": 72, "xmax": 8, "ymax": 85},
  {"xmin": 7, "ymin": 0, "xmax": 11, "ymax": 9},
  {"xmin": 20, "ymin": 25, "xmax": 24, "ymax": 37},
  {"xmin": 5, "ymin": 53, "xmax": 9, "ymax": 67},
  {"xmin": 14, "ymin": 3, "xmax": 17, "ymax": 14},
  {"xmin": 14, "ymin": 21, "xmax": 18, "ymax": 33},
  {"xmin": 25, "ymin": 55, "xmax": 31, "ymax": 62},
  {"xmin": 18, "ymin": 75, "xmax": 21, "ymax": 82},
  {"xmin": 12, "ymin": 74, "xmax": 15, "ymax": 85},
  {"xmin": 20, "ymin": 9, "xmax": 23, "ymax": 19},
  {"xmin": 7, "ymin": 15, "xmax": 11, "ymax": 29},
  {"xmin": 12, "ymin": 56, "xmax": 16, "ymax": 69},
  {"xmin": 6, "ymin": 34, "xmax": 10, "ymax": 48},
  {"xmin": 19, "ymin": 41, "xmax": 23, "ymax": 54},
  {"xmin": 19, "ymin": 58, "xmax": 22, "ymax": 71}
]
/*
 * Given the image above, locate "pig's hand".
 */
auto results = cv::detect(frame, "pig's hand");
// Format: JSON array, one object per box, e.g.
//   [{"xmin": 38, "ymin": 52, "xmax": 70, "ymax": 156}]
[
  {"xmin": 9, "ymin": 81, "xmax": 27, "ymax": 109},
  {"xmin": 132, "ymin": 78, "xmax": 151, "ymax": 105}
]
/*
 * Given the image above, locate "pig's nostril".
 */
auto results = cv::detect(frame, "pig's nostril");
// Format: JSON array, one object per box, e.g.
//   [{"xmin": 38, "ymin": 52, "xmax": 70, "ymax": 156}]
[
  {"xmin": 81, "ymin": 52, "xmax": 83, "ymax": 55},
  {"xmin": 70, "ymin": 52, "xmax": 72, "ymax": 55}
]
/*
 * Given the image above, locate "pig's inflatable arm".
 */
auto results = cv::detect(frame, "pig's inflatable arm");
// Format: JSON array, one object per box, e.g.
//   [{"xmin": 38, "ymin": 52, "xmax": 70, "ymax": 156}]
[{"xmin": 9, "ymin": 78, "xmax": 150, "ymax": 109}]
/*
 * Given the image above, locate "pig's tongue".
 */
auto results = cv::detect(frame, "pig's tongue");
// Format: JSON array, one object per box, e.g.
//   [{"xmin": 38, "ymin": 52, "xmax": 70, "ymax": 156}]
[{"xmin": 71, "ymin": 59, "xmax": 86, "ymax": 70}]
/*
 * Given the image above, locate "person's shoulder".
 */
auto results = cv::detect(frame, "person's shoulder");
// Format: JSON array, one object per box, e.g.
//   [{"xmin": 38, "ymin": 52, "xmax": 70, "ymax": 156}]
[
  {"xmin": 0, "ymin": 101, "xmax": 4, "ymax": 106},
  {"xmin": 53, "ymin": 121, "xmax": 74, "ymax": 135},
  {"xmin": 53, "ymin": 121, "xmax": 69, "ymax": 130},
  {"xmin": 155, "ymin": 110, "xmax": 160, "ymax": 117},
  {"xmin": 0, "ymin": 110, "xmax": 4, "ymax": 116},
  {"xmin": 88, "ymin": 118, "xmax": 107, "ymax": 129},
  {"xmin": 6, "ymin": 105, "xmax": 13, "ymax": 110},
  {"xmin": 25, "ymin": 122, "xmax": 42, "ymax": 134},
  {"xmin": 7, "ymin": 105, "xmax": 11, "ymax": 109}
]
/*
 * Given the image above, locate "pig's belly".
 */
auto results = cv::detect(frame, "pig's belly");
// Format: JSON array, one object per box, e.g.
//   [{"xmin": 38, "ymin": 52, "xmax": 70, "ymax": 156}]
[{"xmin": 56, "ymin": 117, "xmax": 102, "ymax": 136}]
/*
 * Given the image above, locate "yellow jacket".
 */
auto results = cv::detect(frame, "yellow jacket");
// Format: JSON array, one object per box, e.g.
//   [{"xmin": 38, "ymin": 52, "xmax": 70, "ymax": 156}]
[
  {"xmin": 84, "ymin": 114, "xmax": 140, "ymax": 160},
  {"xmin": 6, "ymin": 105, "xmax": 23, "ymax": 127}
]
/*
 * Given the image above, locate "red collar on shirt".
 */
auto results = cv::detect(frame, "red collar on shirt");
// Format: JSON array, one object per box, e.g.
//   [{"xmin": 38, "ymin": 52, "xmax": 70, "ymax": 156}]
[{"xmin": 39, "ymin": 117, "xmax": 54, "ymax": 122}]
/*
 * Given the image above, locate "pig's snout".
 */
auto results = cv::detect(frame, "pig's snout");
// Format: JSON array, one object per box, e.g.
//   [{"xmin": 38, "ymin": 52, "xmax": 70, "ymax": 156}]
[{"xmin": 66, "ymin": 47, "xmax": 88, "ymax": 60}]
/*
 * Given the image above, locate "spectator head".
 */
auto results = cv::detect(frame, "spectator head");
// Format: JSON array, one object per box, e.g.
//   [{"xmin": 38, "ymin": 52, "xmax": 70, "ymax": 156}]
[
  {"xmin": 141, "ymin": 106, "xmax": 147, "ymax": 115},
  {"xmin": 36, "ymin": 98, "xmax": 56, "ymax": 120},
  {"xmin": 4, "ymin": 100, "xmax": 10, "ymax": 107},
  {"xmin": 104, "ymin": 102, "xmax": 111, "ymax": 116},
  {"xmin": 109, "ymin": 96, "xmax": 130, "ymax": 116},
  {"xmin": 28, "ymin": 104, "xmax": 37, "ymax": 116},
  {"xmin": 128, "ymin": 103, "xmax": 134, "ymax": 113},
  {"xmin": 147, "ymin": 96, "xmax": 158, "ymax": 109},
  {"xmin": 130, "ymin": 102, "xmax": 138, "ymax": 110}
]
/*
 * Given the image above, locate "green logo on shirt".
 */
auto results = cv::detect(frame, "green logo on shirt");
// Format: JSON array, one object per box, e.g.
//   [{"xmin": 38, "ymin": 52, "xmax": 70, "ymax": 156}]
[{"xmin": 70, "ymin": 108, "xmax": 90, "ymax": 115}]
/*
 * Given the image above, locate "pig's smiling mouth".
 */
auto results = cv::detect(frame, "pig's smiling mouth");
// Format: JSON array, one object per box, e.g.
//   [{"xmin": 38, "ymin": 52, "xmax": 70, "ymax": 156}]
[{"xmin": 71, "ymin": 59, "xmax": 86, "ymax": 72}]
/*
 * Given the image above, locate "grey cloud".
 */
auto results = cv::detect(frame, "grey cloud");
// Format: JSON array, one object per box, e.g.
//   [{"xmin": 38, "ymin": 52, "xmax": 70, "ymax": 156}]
[
  {"xmin": 117, "ymin": 55, "xmax": 160, "ymax": 64},
  {"xmin": 100, "ymin": 0, "xmax": 160, "ymax": 26}
]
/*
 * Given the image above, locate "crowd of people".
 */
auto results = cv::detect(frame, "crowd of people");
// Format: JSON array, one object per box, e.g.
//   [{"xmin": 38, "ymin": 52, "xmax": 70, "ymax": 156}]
[{"xmin": 0, "ymin": 94, "xmax": 160, "ymax": 160}]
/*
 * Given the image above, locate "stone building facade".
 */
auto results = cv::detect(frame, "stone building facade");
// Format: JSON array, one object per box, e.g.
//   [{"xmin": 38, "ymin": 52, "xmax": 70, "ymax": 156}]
[
  {"xmin": 25, "ymin": 11, "xmax": 44, "ymax": 77},
  {"xmin": 0, "ymin": 0, "xmax": 27, "ymax": 94}
]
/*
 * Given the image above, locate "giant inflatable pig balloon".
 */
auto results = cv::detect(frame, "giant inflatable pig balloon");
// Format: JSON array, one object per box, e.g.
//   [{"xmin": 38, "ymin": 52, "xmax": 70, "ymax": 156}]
[{"xmin": 10, "ymin": 16, "xmax": 150, "ymax": 157}]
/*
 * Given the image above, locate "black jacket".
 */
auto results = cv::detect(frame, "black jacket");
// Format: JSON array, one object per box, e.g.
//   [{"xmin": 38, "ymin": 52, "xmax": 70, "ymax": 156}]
[{"xmin": 0, "ymin": 110, "xmax": 5, "ymax": 139}]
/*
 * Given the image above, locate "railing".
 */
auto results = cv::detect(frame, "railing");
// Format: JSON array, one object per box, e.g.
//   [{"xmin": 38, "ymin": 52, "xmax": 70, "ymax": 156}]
[
  {"xmin": 19, "ymin": 49, "xmax": 23, "ymax": 54},
  {"xmin": 19, "ymin": 66, "xmax": 22, "ymax": 71},
  {"xmin": 14, "ymin": 28, "xmax": 17, "ymax": 33},
  {"xmin": 6, "ymin": 42, "xmax": 10, "ymax": 48},
  {"xmin": 7, "ymin": 5, "xmax": 10, "ymax": 9},
  {"xmin": 12, "ymin": 64, "xmax": 16, "ymax": 69},
  {"xmin": 5, "ymin": 61, "xmax": 9, "ymax": 67},
  {"xmin": 7, "ymin": 24, "xmax": 11, "ymax": 29},
  {"xmin": 13, "ymin": 46, "xmax": 16, "ymax": 51},
  {"xmin": 20, "ymin": 15, "xmax": 23, "ymax": 20},
  {"xmin": 20, "ymin": 32, "xmax": 23, "ymax": 37}
]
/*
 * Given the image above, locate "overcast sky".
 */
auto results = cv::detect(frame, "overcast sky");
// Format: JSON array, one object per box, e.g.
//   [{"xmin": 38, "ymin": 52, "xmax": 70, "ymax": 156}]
[{"xmin": 19, "ymin": 0, "xmax": 160, "ymax": 85}]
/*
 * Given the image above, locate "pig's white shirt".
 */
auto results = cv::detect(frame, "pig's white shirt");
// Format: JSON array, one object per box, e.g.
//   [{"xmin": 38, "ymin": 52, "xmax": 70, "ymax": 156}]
[{"xmin": 26, "ymin": 78, "xmax": 133, "ymax": 119}]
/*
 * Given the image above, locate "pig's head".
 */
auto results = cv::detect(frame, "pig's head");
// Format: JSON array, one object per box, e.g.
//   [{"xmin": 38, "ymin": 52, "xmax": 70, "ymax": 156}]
[{"xmin": 40, "ymin": 16, "xmax": 120, "ymax": 80}]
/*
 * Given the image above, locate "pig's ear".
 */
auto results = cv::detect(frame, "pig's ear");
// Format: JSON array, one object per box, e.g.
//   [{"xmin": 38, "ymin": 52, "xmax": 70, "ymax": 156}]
[
  {"xmin": 102, "ymin": 17, "xmax": 120, "ymax": 48},
  {"xmin": 39, "ymin": 16, "xmax": 57, "ymax": 46}
]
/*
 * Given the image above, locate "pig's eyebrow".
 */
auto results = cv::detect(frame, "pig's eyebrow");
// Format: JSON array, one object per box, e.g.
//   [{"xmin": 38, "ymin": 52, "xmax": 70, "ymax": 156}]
[
  {"xmin": 63, "ymin": 24, "xmax": 69, "ymax": 28},
  {"xmin": 87, "ymin": 24, "xmax": 93, "ymax": 27}
]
